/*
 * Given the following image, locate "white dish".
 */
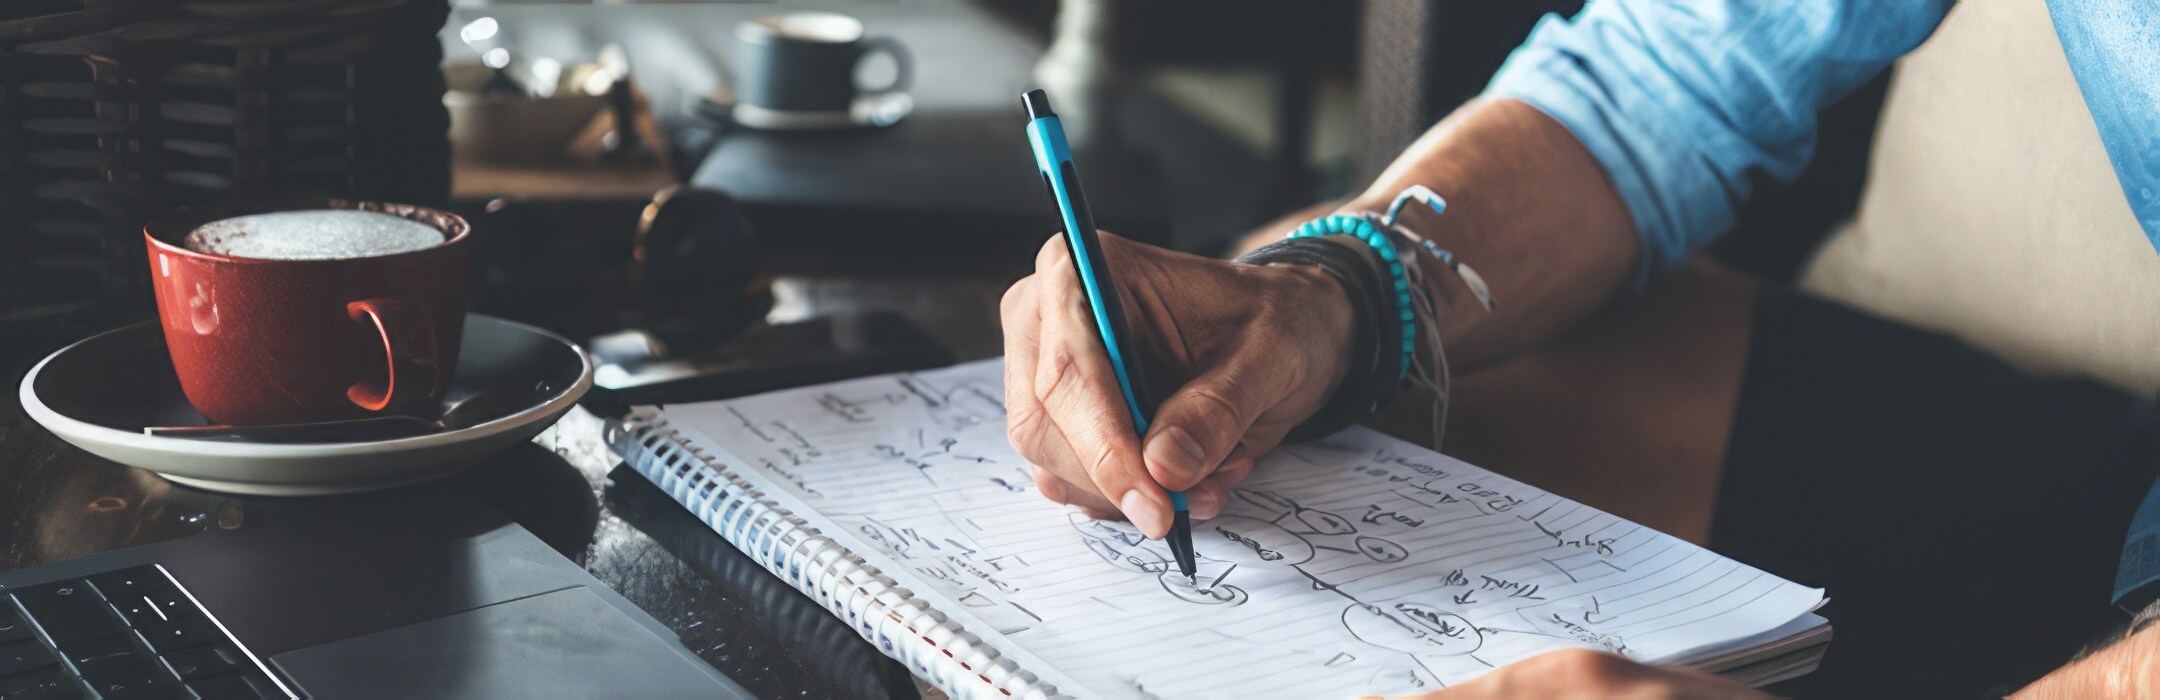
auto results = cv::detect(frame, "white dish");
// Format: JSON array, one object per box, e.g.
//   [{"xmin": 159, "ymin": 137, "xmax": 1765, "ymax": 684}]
[
  {"xmin": 731, "ymin": 92, "xmax": 914, "ymax": 130},
  {"xmin": 20, "ymin": 315, "xmax": 593, "ymax": 496}
]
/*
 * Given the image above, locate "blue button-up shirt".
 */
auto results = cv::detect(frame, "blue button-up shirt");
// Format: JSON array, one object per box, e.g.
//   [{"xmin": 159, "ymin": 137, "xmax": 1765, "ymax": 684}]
[
  {"xmin": 1481, "ymin": 0, "xmax": 2160, "ymax": 609},
  {"xmin": 1484, "ymin": 0, "xmax": 1954, "ymax": 286}
]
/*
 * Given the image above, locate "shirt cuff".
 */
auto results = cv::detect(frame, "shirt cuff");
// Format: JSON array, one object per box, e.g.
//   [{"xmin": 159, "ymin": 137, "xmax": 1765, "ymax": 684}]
[
  {"xmin": 2116, "ymin": 472, "xmax": 2160, "ymax": 612},
  {"xmin": 1486, "ymin": 60, "xmax": 1698, "ymax": 289}
]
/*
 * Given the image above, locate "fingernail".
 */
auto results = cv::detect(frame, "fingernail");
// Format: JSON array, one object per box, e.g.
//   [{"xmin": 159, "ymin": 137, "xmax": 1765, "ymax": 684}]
[
  {"xmin": 1120, "ymin": 489, "xmax": 1168, "ymax": 537},
  {"xmin": 1147, "ymin": 426, "xmax": 1209, "ymax": 478}
]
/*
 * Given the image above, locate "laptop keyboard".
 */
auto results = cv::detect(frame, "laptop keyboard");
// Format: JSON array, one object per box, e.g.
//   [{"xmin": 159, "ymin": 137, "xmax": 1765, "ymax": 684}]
[{"xmin": 0, "ymin": 565, "xmax": 289, "ymax": 700}]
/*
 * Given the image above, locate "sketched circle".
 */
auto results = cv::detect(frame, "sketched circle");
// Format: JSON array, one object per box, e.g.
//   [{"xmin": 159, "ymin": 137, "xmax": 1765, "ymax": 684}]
[
  {"xmin": 1229, "ymin": 489, "xmax": 1297, "ymax": 517},
  {"xmin": 1068, "ymin": 511, "xmax": 1148, "ymax": 546},
  {"xmin": 1192, "ymin": 515, "xmax": 1315, "ymax": 566},
  {"xmin": 1355, "ymin": 535, "xmax": 1409, "ymax": 563},
  {"xmin": 1341, "ymin": 602, "xmax": 1483, "ymax": 656},
  {"xmin": 1157, "ymin": 573, "xmax": 1249, "ymax": 606},
  {"xmin": 1082, "ymin": 537, "xmax": 1173, "ymax": 575}
]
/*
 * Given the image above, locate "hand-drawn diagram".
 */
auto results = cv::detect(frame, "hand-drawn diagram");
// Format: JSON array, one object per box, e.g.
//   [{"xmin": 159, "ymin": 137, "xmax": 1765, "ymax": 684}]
[
  {"xmin": 844, "ymin": 511, "xmax": 1047, "ymax": 634},
  {"xmin": 1198, "ymin": 514, "xmax": 1316, "ymax": 566},
  {"xmin": 698, "ymin": 363, "xmax": 1822, "ymax": 696},
  {"xmin": 873, "ymin": 430, "xmax": 1000, "ymax": 488},
  {"xmin": 1215, "ymin": 489, "xmax": 1406, "ymax": 567},
  {"xmin": 1060, "ymin": 475, "xmax": 1655, "ymax": 686},
  {"xmin": 811, "ymin": 372, "xmax": 1006, "ymax": 433},
  {"xmin": 817, "ymin": 372, "xmax": 1018, "ymax": 495},
  {"xmin": 1157, "ymin": 572, "xmax": 1248, "ymax": 606},
  {"xmin": 895, "ymin": 373, "xmax": 1006, "ymax": 432},
  {"xmin": 1343, "ymin": 602, "xmax": 1483, "ymax": 656},
  {"xmin": 1069, "ymin": 487, "xmax": 1419, "ymax": 614}
]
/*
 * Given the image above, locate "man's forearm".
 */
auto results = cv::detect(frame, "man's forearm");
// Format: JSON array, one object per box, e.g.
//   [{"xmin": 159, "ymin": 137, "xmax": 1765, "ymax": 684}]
[
  {"xmin": 1234, "ymin": 199, "xmax": 1346, "ymax": 256},
  {"xmin": 2012, "ymin": 623, "xmax": 2160, "ymax": 699},
  {"xmin": 1337, "ymin": 98, "xmax": 1640, "ymax": 370}
]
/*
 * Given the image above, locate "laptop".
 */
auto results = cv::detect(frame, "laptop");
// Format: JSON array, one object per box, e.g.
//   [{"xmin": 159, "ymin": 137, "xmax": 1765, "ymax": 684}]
[{"xmin": 0, "ymin": 474, "xmax": 752, "ymax": 699}]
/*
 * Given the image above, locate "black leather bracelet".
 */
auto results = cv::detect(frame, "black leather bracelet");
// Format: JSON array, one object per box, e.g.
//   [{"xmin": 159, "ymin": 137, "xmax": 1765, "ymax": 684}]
[{"xmin": 1236, "ymin": 236, "xmax": 1400, "ymax": 441}]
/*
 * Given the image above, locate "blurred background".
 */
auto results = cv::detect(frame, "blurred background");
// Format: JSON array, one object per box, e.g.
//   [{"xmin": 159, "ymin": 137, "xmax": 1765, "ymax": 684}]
[
  {"xmin": 0, "ymin": 4, "xmax": 1913, "ymax": 694},
  {"xmin": 1, "ymin": 0, "xmax": 1880, "ymax": 382}
]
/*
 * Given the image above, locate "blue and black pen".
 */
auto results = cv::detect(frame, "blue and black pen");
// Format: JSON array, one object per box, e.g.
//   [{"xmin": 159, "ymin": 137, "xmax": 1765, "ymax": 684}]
[{"xmin": 1022, "ymin": 89, "xmax": 1199, "ymax": 586}]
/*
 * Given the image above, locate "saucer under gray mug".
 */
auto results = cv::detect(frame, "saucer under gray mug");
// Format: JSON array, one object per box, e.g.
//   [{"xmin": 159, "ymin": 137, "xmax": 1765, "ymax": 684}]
[{"xmin": 733, "ymin": 11, "xmax": 911, "ymax": 130}]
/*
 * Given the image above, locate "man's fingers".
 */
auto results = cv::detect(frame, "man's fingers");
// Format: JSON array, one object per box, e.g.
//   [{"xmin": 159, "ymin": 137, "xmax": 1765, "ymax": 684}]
[
  {"xmin": 1034, "ymin": 232, "xmax": 1070, "ymax": 271},
  {"xmin": 1143, "ymin": 359, "xmax": 1280, "ymax": 491},
  {"xmin": 1008, "ymin": 248, "xmax": 1169, "ymax": 529},
  {"xmin": 1033, "ymin": 274, "xmax": 1173, "ymax": 538},
  {"xmin": 1039, "ymin": 339, "xmax": 1170, "ymax": 536},
  {"xmin": 1007, "ymin": 264, "xmax": 1139, "ymax": 521},
  {"xmin": 1030, "ymin": 464, "xmax": 1068, "ymax": 503},
  {"xmin": 1187, "ymin": 444, "xmax": 1259, "ymax": 519},
  {"xmin": 1003, "ymin": 274, "xmax": 1055, "ymax": 474},
  {"xmin": 1010, "ymin": 351, "xmax": 1119, "ymax": 514},
  {"xmin": 1030, "ymin": 464, "xmax": 1116, "ymax": 514}
]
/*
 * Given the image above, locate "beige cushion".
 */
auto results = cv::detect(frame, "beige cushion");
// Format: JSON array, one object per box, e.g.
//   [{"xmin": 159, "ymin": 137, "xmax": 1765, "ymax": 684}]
[{"xmin": 1800, "ymin": 0, "xmax": 2160, "ymax": 395}]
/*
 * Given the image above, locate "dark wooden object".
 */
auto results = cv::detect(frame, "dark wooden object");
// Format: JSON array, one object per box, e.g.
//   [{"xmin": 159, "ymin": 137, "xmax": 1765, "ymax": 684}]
[{"xmin": 0, "ymin": 0, "xmax": 451, "ymax": 342}]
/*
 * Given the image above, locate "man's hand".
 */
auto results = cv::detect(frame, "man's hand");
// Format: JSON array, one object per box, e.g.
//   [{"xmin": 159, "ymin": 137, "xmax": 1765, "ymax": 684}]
[
  {"xmin": 1000, "ymin": 232, "xmax": 1352, "ymax": 537},
  {"xmin": 1380, "ymin": 649, "xmax": 1771, "ymax": 700}
]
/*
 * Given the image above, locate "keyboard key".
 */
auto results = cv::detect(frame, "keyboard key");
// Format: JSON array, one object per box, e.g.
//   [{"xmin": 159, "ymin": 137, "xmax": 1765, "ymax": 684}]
[
  {"xmin": 109, "ymin": 595, "xmax": 159, "ymax": 630},
  {"xmin": 131, "ymin": 617, "xmax": 214, "ymax": 653},
  {"xmin": 0, "ymin": 609, "xmax": 33, "ymax": 645},
  {"xmin": 130, "ymin": 594, "xmax": 214, "ymax": 654},
  {"xmin": 87, "ymin": 570, "xmax": 169, "ymax": 608},
  {"xmin": 11, "ymin": 582, "xmax": 121, "ymax": 644},
  {"xmin": 157, "ymin": 645, "xmax": 238, "ymax": 682},
  {"xmin": 0, "ymin": 669, "xmax": 81, "ymax": 699},
  {"xmin": 57, "ymin": 634, "xmax": 137, "ymax": 668},
  {"xmin": 98, "ymin": 682, "xmax": 190, "ymax": 700},
  {"xmin": 77, "ymin": 655, "xmax": 181, "ymax": 699},
  {"xmin": 0, "ymin": 640, "xmax": 57, "ymax": 676},
  {"xmin": 140, "ymin": 591, "xmax": 190, "ymax": 624},
  {"xmin": 184, "ymin": 674, "xmax": 261, "ymax": 700}
]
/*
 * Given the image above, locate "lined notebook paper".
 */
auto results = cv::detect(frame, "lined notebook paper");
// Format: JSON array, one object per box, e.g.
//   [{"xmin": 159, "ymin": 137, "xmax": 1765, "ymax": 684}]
[{"xmin": 612, "ymin": 359, "xmax": 1827, "ymax": 698}]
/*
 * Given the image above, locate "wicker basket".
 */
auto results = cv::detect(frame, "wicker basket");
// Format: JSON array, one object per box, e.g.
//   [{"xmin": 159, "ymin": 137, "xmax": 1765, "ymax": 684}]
[{"xmin": 0, "ymin": 0, "xmax": 451, "ymax": 339}]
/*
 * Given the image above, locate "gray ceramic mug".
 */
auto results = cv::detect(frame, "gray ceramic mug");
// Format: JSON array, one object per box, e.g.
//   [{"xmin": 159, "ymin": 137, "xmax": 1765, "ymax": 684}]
[{"xmin": 732, "ymin": 12, "xmax": 910, "ymax": 128}]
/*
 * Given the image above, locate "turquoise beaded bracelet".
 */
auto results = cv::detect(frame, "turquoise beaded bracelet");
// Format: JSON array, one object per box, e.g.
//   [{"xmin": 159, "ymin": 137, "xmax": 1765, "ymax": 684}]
[{"xmin": 1287, "ymin": 214, "xmax": 1415, "ymax": 382}]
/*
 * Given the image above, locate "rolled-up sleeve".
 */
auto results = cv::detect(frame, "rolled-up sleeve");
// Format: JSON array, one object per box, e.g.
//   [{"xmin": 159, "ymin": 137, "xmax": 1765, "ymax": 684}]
[{"xmin": 1485, "ymin": 0, "xmax": 1953, "ymax": 286}]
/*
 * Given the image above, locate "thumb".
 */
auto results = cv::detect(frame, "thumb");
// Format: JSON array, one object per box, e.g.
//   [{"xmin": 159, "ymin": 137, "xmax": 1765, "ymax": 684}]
[{"xmin": 1143, "ymin": 360, "xmax": 1275, "ymax": 492}]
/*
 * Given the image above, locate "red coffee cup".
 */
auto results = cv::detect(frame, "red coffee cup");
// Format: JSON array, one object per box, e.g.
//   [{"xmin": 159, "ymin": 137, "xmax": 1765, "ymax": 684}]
[{"xmin": 145, "ymin": 198, "xmax": 472, "ymax": 426}]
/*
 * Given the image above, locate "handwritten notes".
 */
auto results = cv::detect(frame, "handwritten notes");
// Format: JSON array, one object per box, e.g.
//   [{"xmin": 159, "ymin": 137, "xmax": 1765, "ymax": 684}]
[{"xmin": 665, "ymin": 360, "xmax": 1823, "ymax": 697}]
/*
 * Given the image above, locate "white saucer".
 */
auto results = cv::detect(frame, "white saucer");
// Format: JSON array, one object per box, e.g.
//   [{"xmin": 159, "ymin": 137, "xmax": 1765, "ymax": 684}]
[
  {"xmin": 20, "ymin": 315, "xmax": 593, "ymax": 496},
  {"xmin": 731, "ymin": 93, "xmax": 914, "ymax": 131}
]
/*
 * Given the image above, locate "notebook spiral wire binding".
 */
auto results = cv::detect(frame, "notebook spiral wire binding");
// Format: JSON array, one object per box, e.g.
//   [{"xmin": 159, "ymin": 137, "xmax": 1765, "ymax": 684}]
[{"xmin": 606, "ymin": 411, "xmax": 1062, "ymax": 700}]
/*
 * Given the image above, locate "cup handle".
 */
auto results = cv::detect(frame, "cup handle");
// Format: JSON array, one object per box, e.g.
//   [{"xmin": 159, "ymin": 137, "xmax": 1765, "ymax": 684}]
[
  {"xmin": 345, "ymin": 298, "xmax": 436, "ymax": 413},
  {"xmin": 857, "ymin": 36, "xmax": 911, "ymax": 97}
]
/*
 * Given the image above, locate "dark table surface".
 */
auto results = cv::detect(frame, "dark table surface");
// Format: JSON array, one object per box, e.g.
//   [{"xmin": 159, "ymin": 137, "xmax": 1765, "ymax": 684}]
[
  {"xmin": 1, "ymin": 4, "xmax": 1293, "ymax": 697},
  {"xmin": 0, "ymin": 249, "xmax": 1017, "ymax": 700},
  {"xmin": 0, "ymin": 392, "xmax": 925, "ymax": 699},
  {"xmin": 0, "ymin": 252, "xmax": 1039, "ymax": 700}
]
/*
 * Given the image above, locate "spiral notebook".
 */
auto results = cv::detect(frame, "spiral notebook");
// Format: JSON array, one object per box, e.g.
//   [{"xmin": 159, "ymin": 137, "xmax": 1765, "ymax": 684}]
[{"xmin": 604, "ymin": 359, "xmax": 1831, "ymax": 698}]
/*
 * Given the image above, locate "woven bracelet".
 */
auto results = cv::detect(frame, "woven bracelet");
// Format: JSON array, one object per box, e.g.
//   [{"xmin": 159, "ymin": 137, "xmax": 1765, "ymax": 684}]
[{"xmin": 1287, "ymin": 214, "xmax": 1415, "ymax": 382}]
